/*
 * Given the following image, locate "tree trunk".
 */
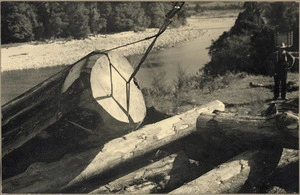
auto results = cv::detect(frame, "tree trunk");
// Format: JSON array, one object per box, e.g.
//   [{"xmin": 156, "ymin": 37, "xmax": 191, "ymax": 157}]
[
  {"xmin": 196, "ymin": 112, "xmax": 298, "ymax": 149},
  {"xmin": 2, "ymin": 50, "xmax": 146, "ymax": 157},
  {"xmin": 2, "ymin": 100, "xmax": 225, "ymax": 193},
  {"xmin": 170, "ymin": 148, "xmax": 283, "ymax": 194},
  {"xmin": 90, "ymin": 151, "xmax": 192, "ymax": 194}
]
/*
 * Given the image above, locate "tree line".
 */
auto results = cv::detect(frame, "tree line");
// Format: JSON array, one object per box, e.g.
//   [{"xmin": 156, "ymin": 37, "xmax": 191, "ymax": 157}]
[
  {"xmin": 204, "ymin": 2, "xmax": 299, "ymax": 76},
  {"xmin": 1, "ymin": 2, "xmax": 188, "ymax": 44}
]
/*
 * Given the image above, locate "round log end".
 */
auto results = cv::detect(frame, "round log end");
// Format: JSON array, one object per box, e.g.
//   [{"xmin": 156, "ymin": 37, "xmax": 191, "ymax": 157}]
[{"xmin": 90, "ymin": 51, "xmax": 146, "ymax": 125}]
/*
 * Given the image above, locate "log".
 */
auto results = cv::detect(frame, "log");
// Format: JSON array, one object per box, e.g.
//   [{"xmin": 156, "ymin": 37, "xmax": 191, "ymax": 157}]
[
  {"xmin": 2, "ymin": 50, "xmax": 146, "ymax": 157},
  {"xmin": 196, "ymin": 112, "xmax": 298, "ymax": 149},
  {"xmin": 2, "ymin": 106, "xmax": 170, "ymax": 180},
  {"xmin": 249, "ymin": 81, "xmax": 299, "ymax": 92},
  {"xmin": 2, "ymin": 100, "xmax": 225, "ymax": 193},
  {"xmin": 90, "ymin": 151, "xmax": 192, "ymax": 194},
  {"xmin": 169, "ymin": 148, "xmax": 283, "ymax": 194}
]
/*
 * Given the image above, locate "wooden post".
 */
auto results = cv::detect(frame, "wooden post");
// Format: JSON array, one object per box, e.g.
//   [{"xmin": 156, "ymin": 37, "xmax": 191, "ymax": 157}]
[{"xmin": 2, "ymin": 100, "xmax": 225, "ymax": 193}]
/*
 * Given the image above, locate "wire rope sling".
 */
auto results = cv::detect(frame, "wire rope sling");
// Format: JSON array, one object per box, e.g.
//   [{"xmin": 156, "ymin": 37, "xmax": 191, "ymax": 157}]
[{"xmin": 92, "ymin": 2, "xmax": 185, "ymax": 117}]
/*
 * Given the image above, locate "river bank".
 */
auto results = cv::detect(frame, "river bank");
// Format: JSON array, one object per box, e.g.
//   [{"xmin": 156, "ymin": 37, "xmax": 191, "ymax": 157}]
[
  {"xmin": 1, "ymin": 24, "xmax": 203, "ymax": 72},
  {"xmin": 1, "ymin": 12, "xmax": 239, "ymax": 72}
]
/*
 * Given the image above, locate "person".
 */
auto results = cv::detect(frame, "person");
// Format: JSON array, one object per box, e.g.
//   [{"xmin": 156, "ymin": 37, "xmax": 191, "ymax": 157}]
[{"xmin": 273, "ymin": 42, "xmax": 295, "ymax": 100}]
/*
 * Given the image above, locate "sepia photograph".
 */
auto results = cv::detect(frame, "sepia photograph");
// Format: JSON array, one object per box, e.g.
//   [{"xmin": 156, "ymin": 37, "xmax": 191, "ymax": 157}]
[{"xmin": 1, "ymin": 1, "xmax": 299, "ymax": 194}]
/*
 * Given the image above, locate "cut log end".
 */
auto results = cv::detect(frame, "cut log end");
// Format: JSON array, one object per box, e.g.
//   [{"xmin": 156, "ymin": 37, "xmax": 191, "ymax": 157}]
[{"xmin": 90, "ymin": 52, "xmax": 146, "ymax": 124}]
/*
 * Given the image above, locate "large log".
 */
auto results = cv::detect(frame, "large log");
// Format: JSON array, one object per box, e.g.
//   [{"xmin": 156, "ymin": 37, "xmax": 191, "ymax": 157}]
[
  {"xmin": 170, "ymin": 148, "xmax": 283, "ymax": 194},
  {"xmin": 2, "ymin": 106, "xmax": 171, "ymax": 180},
  {"xmin": 90, "ymin": 151, "xmax": 192, "ymax": 194},
  {"xmin": 2, "ymin": 50, "xmax": 146, "ymax": 157},
  {"xmin": 196, "ymin": 111, "xmax": 298, "ymax": 149},
  {"xmin": 2, "ymin": 100, "xmax": 225, "ymax": 193}
]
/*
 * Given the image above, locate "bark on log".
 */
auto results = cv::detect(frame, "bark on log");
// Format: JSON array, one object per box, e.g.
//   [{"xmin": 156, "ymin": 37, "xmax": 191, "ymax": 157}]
[
  {"xmin": 2, "ymin": 50, "xmax": 146, "ymax": 157},
  {"xmin": 2, "ymin": 100, "xmax": 225, "ymax": 193},
  {"xmin": 196, "ymin": 112, "xmax": 298, "ymax": 149},
  {"xmin": 2, "ymin": 106, "xmax": 171, "ymax": 180},
  {"xmin": 90, "ymin": 151, "xmax": 192, "ymax": 194},
  {"xmin": 170, "ymin": 148, "xmax": 283, "ymax": 194}
]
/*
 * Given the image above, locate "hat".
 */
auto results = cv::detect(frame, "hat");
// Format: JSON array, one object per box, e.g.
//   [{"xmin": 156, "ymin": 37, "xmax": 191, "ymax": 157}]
[{"xmin": 280, "ymin": 42, "xmax": 287, "ymax": 49}]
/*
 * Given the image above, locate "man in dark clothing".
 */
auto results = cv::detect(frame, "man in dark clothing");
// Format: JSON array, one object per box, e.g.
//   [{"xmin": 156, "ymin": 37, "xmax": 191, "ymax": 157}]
[{"xmin": 273, "ymin": 43, "xmax": 295, "ymax": 100}]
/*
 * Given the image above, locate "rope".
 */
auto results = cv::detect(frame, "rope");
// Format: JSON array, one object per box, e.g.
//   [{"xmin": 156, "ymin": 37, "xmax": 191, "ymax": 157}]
[
  {"xmin": 127, "ymin": 2, "xmax": 185, "ymax": 83},
  {"xmin": 91, "ymin": 2, "xmax": 185, "ymax": 119},
  {"xmin": 125, "ymin": 2, "xmax": 185, "ymax": 116}
]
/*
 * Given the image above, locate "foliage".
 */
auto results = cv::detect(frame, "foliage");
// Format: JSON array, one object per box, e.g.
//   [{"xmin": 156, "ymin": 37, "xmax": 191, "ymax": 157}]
[
  {"xmin": 205, "ymin": 34, "xmax": 252, "ymax": 76},
  {"xmin": 143, "ymin": 2, "xmax": 169, "ymax": 28},
  {"xmin": 87, "ymin": 2, "xmax": 101, "ymax": 34},
  {"xmin": 204, "ymin": 2, "xmax": 299, "ymax": 77},
  {"xmin": 106, "ymin": 2, "xmax": 148, "ymax": 32},
  {"xmin": 1, "ymin": 2, "xmax": 187, "ymax": 44},
  {"xmin": 1, "ymin": 2, "xmax": 37, "ymax": 43}
]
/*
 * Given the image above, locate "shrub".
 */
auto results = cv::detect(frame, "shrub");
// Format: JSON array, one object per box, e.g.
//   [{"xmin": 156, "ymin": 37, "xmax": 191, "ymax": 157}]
[
  {"xmin": 193, "ymin": 72, "xmax": 247, "ymax": 93},
  {"xmin": 204, "ymin": 2, "xmax": 299, "ymax": 77},
  {"xmin": 205, "ymin": 35, "xmax": 252, "ymax": 76}
]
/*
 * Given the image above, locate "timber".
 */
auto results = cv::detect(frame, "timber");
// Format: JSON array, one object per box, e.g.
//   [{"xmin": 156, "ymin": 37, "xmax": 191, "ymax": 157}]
[
  {"xmin": 169, "ymin": 148, "xmax": 283, "ymax": 194},
  {"xmin": 196, "ymin": 111, "xmax": 298, "ymax": 149},
  {"xmin": 2, "ymin": 100, "xmax": 225, "ymax": 193},
  {"xmin": 2, "ymin": 50, "xmax": 146, "ymax": 157},
  {"xmin": 90, "ymin": 151, "xmax": 192, "ymax": 194}
]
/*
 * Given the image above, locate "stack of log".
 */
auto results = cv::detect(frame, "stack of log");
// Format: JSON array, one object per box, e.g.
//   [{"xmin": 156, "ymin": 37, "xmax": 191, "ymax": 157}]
[{"xmin": 2, "ymin": 97, "xmax": 298, "ymax": 193}]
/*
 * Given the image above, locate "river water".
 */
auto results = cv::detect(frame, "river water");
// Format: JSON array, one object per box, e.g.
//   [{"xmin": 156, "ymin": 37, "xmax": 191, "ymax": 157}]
[{"xmin": 1, "ymin": 16, "xmax": 237, "ymax": 105}]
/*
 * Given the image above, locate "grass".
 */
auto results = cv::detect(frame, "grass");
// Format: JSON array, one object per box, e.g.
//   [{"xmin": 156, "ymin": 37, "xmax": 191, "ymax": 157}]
[{"xmin": 142, "ymin": 70, "xmax": 299, "ymax": 116}]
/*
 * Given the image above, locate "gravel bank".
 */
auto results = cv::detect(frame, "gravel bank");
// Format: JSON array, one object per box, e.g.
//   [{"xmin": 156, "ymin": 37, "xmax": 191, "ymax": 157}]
[
  {"xmin": 1, "ymin": 25, "xmax": 205, "ymax": 72},
  {"xmin": 1, "ymin": 11, "xmax": 241, "ymax": 72}
]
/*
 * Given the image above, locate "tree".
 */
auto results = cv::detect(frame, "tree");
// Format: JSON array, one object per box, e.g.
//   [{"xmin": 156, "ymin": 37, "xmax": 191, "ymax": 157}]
[
  {"xmin": 86, "ymin": 2, "xmax": 101, "ymax": 34},
  {"xmin": 97, "ymin": 2, "xmax": 113, "ymax": 33},
  {"xmin": 1, "ymin": 2, "xmax": 188, "ymax": 43},
  {"xmin": 204, "ymin": 1, "xmax": 299, "ymax": 76},
  {"xmin": 205, "ymin": 34, "xmax": 252, "ymax": 76},
  {"xmin": 1, "ymin": 2, "xmax": 37, "ymax": 43},
  {"xmin": 107, "ymin": 2, "xmax": 148, "ymax": 32},
  {"xmin": 65, "ymin": 3, "xmax": 90, "ymax": 39},
  {"xmin": 143, "ymin": 2, "xmax": 167, "ymax": 28},
  {"xmin": 264, "ymin": 2, "xmax": 299, "ymax": 51},
  {"xmin": 33, "ymin": 2, "xmax": 69, "ymax": 39},
  {"xmin": 194, "ymin": 3, "xmax": 203, "ymax": 13}
]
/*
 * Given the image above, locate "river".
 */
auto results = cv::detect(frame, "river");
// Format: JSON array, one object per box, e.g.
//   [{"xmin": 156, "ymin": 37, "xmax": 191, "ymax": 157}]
[
  {"xmin": 128, "ymin": 16, "xmax": 237, "ymax": 89},
  {"xmin": 1, "ymin": 16, "xmax": 237, "ymax": 105}
]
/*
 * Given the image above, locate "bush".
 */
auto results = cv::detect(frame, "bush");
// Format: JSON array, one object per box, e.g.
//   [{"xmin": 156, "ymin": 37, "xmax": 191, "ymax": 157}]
[
  {"xmin": 193, "ymin": 72, "xmax": 247, "ymax": 93},
  {"xmin": 203, "ymin": 2, "xmax": 299, "ymax": 78},
  {"xmin": 205, "ymin": 34, "xmax": 252, "ymax": 76}
]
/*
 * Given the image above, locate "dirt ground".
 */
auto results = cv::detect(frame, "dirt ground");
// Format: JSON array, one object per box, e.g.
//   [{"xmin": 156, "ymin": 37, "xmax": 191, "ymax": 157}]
[{"xmin": 144, "ymin": 72, "xmax": 299, "ymax": 193}]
